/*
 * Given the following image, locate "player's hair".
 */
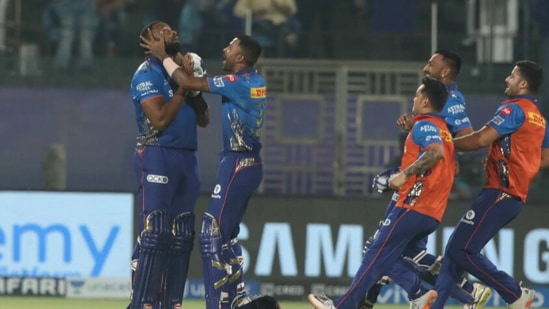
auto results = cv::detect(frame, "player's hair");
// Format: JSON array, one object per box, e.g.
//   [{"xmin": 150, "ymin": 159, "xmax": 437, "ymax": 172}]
[
  {"xmin": 139, "ymin": 21, "xmax": 163, "ymax": 49},
  {"xmin": 516, "ymin": 60, "xmax": 544, "ymax": 94},
  {"xmin": 434, "ymin": 49, "xmax": 461, "ymax": 79},
  {"xmin": 236, "ymin": 35, "xmax": 262, "ymax": 66},
  {"xmin": 421, "ymin": 76, "xmax": 448, "ymax": 112}
]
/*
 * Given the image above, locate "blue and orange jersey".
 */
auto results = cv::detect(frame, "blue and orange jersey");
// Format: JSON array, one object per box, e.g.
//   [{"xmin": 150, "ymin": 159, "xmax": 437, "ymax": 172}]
[
  {"xmin": 396, "ymin": 113, "xmax": 456, "ymax": 222},
  {"xmin": 207, "ymin": 68, "xmax": 266, "ymax": 153},
  {"xmin": 442, "ymin": 83, "xmax": 472, "ymax": 136},
  {"xmin": 130, "ymin": 57, "xmax": 199, "ymax": 149},
  {"xmin": 484, "ymin": 95, "xmax": 549, "ymax": 201}
]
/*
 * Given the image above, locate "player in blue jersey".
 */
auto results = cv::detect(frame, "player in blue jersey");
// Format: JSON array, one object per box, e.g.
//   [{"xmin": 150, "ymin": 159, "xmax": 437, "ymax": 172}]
[
  {"xmin": 128, "ymin": 21, "xmax": 210, "ymax": 309},
  {"xmin": 140, "ymin": 33, "xmax": 279, "ymax": 309},
  {"xmin": 362, "ymin": 50, "xmax": 491, "ymax": 309}
]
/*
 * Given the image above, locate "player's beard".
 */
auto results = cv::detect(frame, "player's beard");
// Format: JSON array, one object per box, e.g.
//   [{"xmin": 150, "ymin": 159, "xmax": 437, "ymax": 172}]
[{"xmin": 165, "ymin": 41, "xmax": 181, "ymax": 56}]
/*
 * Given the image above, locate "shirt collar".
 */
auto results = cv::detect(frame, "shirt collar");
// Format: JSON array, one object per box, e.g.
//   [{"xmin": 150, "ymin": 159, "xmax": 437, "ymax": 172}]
[
  {"xmin": 146, "ymin": 56, "xmax": 170, "ymax": 77},
  {"xmin": 507, "ymin": 94, "xmax": 538, "ymax": 104},
  {"xmin": 445, "ymin": 82, "xmax": 458, "ymax": 91},
  {"xmin": 414, "ymin": 112, "xmax": 445, "ymax": 122},
  {"xmin": 235, "ymin": 67, "xmax": 257, "ymax": 75}
]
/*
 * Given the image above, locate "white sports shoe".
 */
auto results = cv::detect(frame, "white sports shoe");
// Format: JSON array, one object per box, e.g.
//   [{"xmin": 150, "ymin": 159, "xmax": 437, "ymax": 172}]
[
  {"xmin": 464, "ymin": 283, "xmax": 492, "ymax": 309},
  {"xmin": 378, "ymin": 276, "xmax": 392, "ymax": 285},
  {"xmin": 308, "ymin": 294, "xmax": 336, "ymax": 309},
  {"xmin": 410, "ymin": 290, "xmax": 437, "ymax": 309},
  {"xmin": 231, "ymin": 294, "xmax": 252, "ymax": 309},
  {"xmin": 508, "ymin": 287, "xmax": 536, "ymax": 309}
]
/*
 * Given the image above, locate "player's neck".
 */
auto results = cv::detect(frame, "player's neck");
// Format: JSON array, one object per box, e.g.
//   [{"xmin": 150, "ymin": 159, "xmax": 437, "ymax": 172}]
[{"xmin": 442, "ymin": 78, "xmax": 455, "ymax": 85}]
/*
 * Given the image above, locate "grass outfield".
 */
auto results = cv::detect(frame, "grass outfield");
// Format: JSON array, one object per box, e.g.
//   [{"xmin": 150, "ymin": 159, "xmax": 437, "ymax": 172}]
[{"xmin": 0, "ymin": 298, "xmax": 468, "ymax": 309}]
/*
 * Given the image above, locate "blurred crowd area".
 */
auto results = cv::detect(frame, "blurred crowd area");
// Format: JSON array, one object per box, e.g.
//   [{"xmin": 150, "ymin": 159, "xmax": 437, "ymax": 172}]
[
  {"xmin": 1, "ymin": 0, "xmax": 549, "ymax": 197},
  {"xmin": 0, "ymin": 1, "xmax": 546, "ymax": 75},
  {"xmin": 0, "ymin": 0, "xmax": 545, "ymax": 101}
]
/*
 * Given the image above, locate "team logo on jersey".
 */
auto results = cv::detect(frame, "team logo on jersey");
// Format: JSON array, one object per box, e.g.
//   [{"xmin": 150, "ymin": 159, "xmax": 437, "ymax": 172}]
[
  {"xmin": 211, "ymin": 184, "xmax": 222, "ymax": 199},
  {"xmin": 419, "ymin": 124, "xmax": 437, "ymax": 132},
  {"xmin": 527, "ymin": 111, "xmax": 546, "ymax": 128},
  {"xmin": 454, "ymin": 117, "xmax": 470, "ymax": 126},
  {"xmin": 225, "ymin": 74, "xmax": 238, "ymax": 82},
  {"xmin": 136, "ymin": 80, "xmax": 153, "ymax": 91},
  {"xmin": 251, "ymin": 87, "xmax": 266, "ymax": 98},
  {"xmin": 146, "ymin": 174, "xmax": 169, "ymax": 184},
  {"xmin": 460, "ymin": 210, "xmax": 475, "ymax": 225},
  {"xmin": 500, "ymin": 106, "xmax": 512, "ymax": 116},
  {"xmin": 491, "ymin": 115, "xmax": 505, "ymax": 126},
  {"xmin": 213, "ymin": 76, "xmax": 225, "ymax": 87},
  {"xmin": 465, "ymin": 210, "xmax": 475, "ymax": 220},
  {"xmin": 447, "ymin": 104, "xmax": 465, "ymax": 115},
  {"xmin": 425, "ymin": 135, "xmax": 441, "ymax": 142},
  {"xmin": 440, "ymin": 129, "xmax": 452, "ymax": 142}
]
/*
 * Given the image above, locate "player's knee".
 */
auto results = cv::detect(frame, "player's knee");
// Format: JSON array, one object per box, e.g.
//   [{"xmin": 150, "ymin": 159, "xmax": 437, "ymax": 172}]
[
  {"xmin": 140, "ymin": 210, "xmax": 170, "ymax": 250},
  {"xmin": 445, "ymin": 245, "xmax": 467, "ymax": 263},
  {"xmin": 230, "ymin": 238, "xmax": 242, "ymax": 255},
  {"xmin": 200, "ymin": 213, "xmax": 223, "ymax": 255},
  {"xmin": 171, "ymin": 212, "xmax": 195, "ymax": 252},
  {"xmin": 229, "ymin": 238, "xmax": 244, "ymax": 264}
]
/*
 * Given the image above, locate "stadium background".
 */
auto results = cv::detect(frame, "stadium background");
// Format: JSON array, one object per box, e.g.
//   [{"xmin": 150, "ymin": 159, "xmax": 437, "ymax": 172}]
[{"xmin": 0, "ymin": 0, "xmax": 548, "ymax": 307}]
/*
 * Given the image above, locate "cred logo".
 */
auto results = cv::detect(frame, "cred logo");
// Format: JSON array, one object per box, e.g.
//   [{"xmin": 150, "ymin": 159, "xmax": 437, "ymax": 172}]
[{"xmin": 146, "ymin": 174, "xmax": 169, "ymax": 184}]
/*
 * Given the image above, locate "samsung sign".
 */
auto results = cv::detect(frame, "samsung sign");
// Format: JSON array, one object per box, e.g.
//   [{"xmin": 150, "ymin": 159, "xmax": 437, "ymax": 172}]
[
  {"xmin": 233, "ymin": 223, "xmax": 549, "ymax": 284},
  {"xmin": 189, "ymin": 195, "xmax": 549, "ymax": 290},
  {"xmin": 0, "ymin": 191, "xmax": 133, "ymax": 278}
]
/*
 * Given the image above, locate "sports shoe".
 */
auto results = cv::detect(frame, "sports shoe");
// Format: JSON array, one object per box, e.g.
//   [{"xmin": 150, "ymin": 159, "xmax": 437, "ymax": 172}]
[
  {"xmin": 464, "ymin": 283, "xmax": 491, "ymax": 309},
  {"xmin": 410, "ymin": 290, "xmax": 437, "ymax": 309},
  {"xmin": 308, "ymin": 293, "xmax": 336, "ymax": 309},
  {"xmin": 508, "ymin": 287, "xmax": 536, "ymax": 309},
  {"xmin": 236, "ymin": 295, "xmax": 280, "ymax": 309},
  {"xmin": 378, "ymin": 276, "xmax": 391, "ymax": 285},
  {"xmin": 360, "ymin": 281, "xmax": 386, "ymax": 309},
  {"xmin": 231, "ymin": 294, "xmax": 252, "ymax": 309},
  {"xmin": 359, "ymin": 299, "xmax": 374, "ymax": 309}
]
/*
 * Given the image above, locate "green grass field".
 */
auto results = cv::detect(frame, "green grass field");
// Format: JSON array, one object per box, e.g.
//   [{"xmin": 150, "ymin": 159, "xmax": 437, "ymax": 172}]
[{"xmin": 0, "ymin": 298, "xmax": 468, "ymax": 309}]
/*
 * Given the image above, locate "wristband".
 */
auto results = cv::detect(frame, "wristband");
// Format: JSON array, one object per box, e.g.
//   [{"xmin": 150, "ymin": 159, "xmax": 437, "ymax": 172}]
[{"xmin": 162, "ymin": 57, "xmax": 179, "ymax": 77}]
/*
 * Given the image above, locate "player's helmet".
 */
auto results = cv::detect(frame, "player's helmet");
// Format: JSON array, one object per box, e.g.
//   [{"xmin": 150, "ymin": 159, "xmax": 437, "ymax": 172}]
[{"xmin": 237, "ymin": 296, "xmax": 280, "ymax": 309}]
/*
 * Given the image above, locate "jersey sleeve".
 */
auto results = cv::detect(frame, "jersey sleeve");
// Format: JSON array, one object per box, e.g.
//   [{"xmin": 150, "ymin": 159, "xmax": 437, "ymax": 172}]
[
  {"xmin": 207, "ymin": 74, "xmax": 240, "ymax": 98},
  {"xmin": 132, "ymin": 70, "xmax": 163, "ymax": 102},
  {"xmin": 411, "ymin": 120, "xmax": 443, "ymax": 148},
  {"xmin": 486, "ymin": 103, "xmax": 525, "ymax": 136},
  {"xmin": 444, "ymin": 94, "xmax": 472, "ymax": 135}
]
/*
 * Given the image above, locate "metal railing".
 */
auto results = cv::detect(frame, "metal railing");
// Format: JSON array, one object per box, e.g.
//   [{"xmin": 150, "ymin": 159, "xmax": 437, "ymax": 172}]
[{"xmin": 256, "ymin": 59, "xmax": 423, "ymax": 195}]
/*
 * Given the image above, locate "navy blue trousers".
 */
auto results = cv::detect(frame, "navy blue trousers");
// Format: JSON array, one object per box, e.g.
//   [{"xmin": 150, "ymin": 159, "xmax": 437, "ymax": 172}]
[
  {"xmin": 334, "ymin": 207, "xmax": 439, "ymax": 309},
  {"xmin": 432, "ymin": 188, "xmax": 524, "ymax": 308}
]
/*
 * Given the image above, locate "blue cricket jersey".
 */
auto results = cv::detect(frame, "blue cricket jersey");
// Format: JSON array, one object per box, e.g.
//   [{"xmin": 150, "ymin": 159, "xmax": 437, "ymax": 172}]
[
  {"xmin": 411, "ymin": 117, "xmax": 444, "ymax": 151},
  {"xmin": 130, "ymin": 57, "xmax": 198, "ymax": 150},
  {"xmin": 442, "ymin": 83, "xmax": 472, "ymax": 136},
  {"xmin": 207, "ymin": 68, "xmax": 266, "ymax": 153}
]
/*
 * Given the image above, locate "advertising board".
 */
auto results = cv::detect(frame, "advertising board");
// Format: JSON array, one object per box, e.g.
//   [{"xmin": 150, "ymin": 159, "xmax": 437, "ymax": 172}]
[{"xmin": 0, "ymin": 191, "xmax": 133, "ymax": 279}]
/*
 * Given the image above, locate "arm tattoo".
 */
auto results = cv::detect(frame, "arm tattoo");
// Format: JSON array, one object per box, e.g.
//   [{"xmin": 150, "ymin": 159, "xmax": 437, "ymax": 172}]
[{"xmin": 403, "ymin": 148, "xmax": 441, "ymax": 177}]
